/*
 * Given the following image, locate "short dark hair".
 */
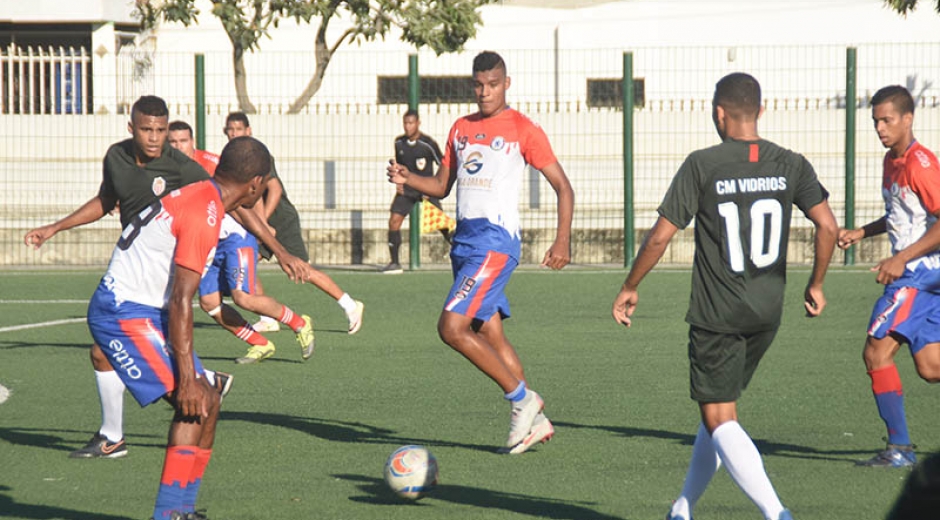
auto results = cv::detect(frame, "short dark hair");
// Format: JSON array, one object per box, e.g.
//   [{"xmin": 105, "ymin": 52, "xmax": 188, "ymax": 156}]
[
  {"xmin": 403, "ymin": 109, "xmax": 419, "ymax": 120},
  {"xmin": 714, "ymin": 73, "xmax": 761, "ymax": 120},
  {"xmin": 168, "ymin": 120, "xmax": 193, "ymax": 136},
  {"xmin": 216, "ymin": 136, "xmax": 271, "ymax": 184},
  {"xmin": 131, "ymin": 95, "xmax": 169, "ymax": 119},
  {"xmin": 226, "ymin": 111, "xmax": 251, "ymax": 127},
  {"xmin": 473, "ymin": 51, "xmax": 506, "ymax": 75},
  {"xmin": 872, "ymin": 85, "xmax": 915, "ymax": 115}
]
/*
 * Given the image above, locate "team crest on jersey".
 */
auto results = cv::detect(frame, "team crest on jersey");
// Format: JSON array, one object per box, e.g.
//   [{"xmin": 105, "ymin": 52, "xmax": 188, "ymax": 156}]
[
  {"xmin": 416, "ymin": 157, "xmax": 427, "ymax": 171},
  {"xmin": 463, "ymin": 152, "xmax": 484, "ymax": 175},
  {"xmin": 152, "ymin": 177, "xmax": 167, "ymax": 196},
  {"xmin": 475, "ymin": 133, "xmax": 486, "ymax": 140},
  {"xmin": 491, "ymin": 136, "xmax": 505, "ymax": 151}
]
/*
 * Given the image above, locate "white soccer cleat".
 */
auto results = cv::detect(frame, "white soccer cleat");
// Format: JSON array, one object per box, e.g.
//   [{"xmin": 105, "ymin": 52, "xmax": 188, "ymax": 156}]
[
  {"xmin": 506, "ymin": 390, "xmax": 544, "ymax": 448},
  {"xmin": 347, "ymin": 300, "xmax": 365, "ymax": 334},
  {"xmin": 253, "ymin": 316, "xmax": 280, "ymax": 332},
  {"xmin": 506, "ymin": 412, "xmax": 554, "ymax": 455}
]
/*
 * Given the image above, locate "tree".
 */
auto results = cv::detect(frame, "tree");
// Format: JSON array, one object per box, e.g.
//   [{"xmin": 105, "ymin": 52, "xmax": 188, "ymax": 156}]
[
  {"xmin": 884, "ymin": 0, "xmax": 940, "ymax": 15},
  {"xmin": 137, "ymin": 0, "xmax": 497, "ymax": 114}
]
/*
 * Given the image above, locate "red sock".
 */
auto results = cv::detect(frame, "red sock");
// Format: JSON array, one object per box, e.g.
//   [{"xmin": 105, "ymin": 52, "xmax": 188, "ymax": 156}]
[
  {"xmin": 277, "ymin": 306, "xmax": 305, "ymax": 332},
  {"xmin": 236, "ymin": 323, "xmax": 268, "ymax": 346}
]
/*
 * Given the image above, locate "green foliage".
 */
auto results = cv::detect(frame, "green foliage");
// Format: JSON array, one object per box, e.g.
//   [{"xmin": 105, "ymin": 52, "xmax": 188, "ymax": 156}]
[{"xmin": 884, "ymin": 0, "xmax": 940, "ymax": 14}]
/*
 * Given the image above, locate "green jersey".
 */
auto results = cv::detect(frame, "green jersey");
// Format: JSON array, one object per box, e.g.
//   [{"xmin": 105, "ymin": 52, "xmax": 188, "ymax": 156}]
[
  {"xmin": 658, "ymin": 138, "xmax": 828, "ymax": 333},
  {"xmin": 264, "ymin": 157, "xmax": 301, "ymax": 232},
  {"xmin": 100, "ymin": 140, "xmax": 210, "ymax": 229}
]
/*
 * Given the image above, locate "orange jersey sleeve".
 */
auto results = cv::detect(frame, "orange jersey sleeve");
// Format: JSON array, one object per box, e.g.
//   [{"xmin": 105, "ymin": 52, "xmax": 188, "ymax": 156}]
[
  {"xmin": 906, "ymin": 144, "xmax": 940, "ymax": 215},
  {"xmin": 164, "ymin": 182, "xmax": 222, "ymax": 274}
]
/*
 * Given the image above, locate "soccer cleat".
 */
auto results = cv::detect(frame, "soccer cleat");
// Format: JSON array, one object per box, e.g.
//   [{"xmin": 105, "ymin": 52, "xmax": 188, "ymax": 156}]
[
  {"xmin": 856, "ymin": 443, "xmax": 917, "ymax": 467},
  {"xmin": 253, "ymin": 316, "xmax": 280, "ymax": 332},
  {"xmin": 149, "ymin": 512, "xmax": 186, "ymax": 520},
  {"xmin": 296, "ymin": 314, "xmax": 316, "ymax": 360},
  {"xmin": 235, "ymin": 342, "xmax": 276, "ymax": 364},
  {"xmin": 381, "ymin": 262, "xmax": 404, "ymax": 274},
  {"xmin": 69, "ymin": 433, "xmax": 127, "ymax": 459},
  {"xmin": 778, "ymin": 510, "xmax": 794, "ymax": 520},
  {"xmin": 506, "ymin": 412, "xmax": 554, "ymax": 455},
  {"xmin": 185, "ymin": 511, "xmax": 209, "ymax": 520},
  {"xmin": 506, "ymin": 390, "xmax": 544, "ymax": 448},
  {"xmin": 347, "ymin": 300, "xmax": 365, "ymax": 334},
  {"xmin": 665, "ymin": 513, "xmax": 691, "ymax": 520},
  {"xmin": 214, "ymin": 371, "xmax": 234, "ymax": 398}
]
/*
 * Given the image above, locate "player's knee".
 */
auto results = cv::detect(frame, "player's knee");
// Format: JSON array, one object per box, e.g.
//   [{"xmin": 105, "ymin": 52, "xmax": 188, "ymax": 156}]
[{"xmin": 915, "ymin": 362, "xmax": 940, "ymax": 383}]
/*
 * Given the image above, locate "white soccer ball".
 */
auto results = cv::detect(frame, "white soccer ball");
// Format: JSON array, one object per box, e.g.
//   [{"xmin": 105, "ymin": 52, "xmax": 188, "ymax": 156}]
[{"xmin": 383, "ymin": 445, "xmax": 439, "ymax": 500}]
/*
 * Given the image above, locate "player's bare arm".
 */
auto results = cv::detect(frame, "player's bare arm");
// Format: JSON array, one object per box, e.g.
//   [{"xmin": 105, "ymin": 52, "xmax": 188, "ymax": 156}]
[
  {"xmin": 264, "ymin": 177, "xmax": 284, "ymax": 222},
  {"xmin": 838, "ymin": 216, "xmax": 887, "ymax": 250},
  {"xmin": 233, "ymin": 206, "xmax": 312, "ymax": 283},
  {"xmin": 167, "ymin": 265, "xmax": 208, "ymax": 419},
  {"xmin": 539, "ymin": 162, "xmax": 574, "ymax": 270},
  {"xmin": 24, "ymin": 194, "xmax": 113, "ymax": 248},
  {"xmin": 387, "ymin": 160, "xmax": 453, "ymax": 199},
  {"xmin": 612, "ymin": 216, "xmax": 679, "ymax": 327},
  {"xmin": 874, "ymin": 211, "xmax": 940, "ymax": 285},
  {"xmin": 804, "ymin": 199, "xmax": 839, "ymax": 317}
]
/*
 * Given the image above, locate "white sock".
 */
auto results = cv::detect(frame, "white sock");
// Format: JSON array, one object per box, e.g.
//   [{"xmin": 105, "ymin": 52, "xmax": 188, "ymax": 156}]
[
  {"xmin": 712, "ymin": 421, "xmax": 785, "ymax": 520},
  {"xmin": 671, "ymin": 423, "xmax": 722, "ymax": 519},
  {"xmin": 95, "ymin": 370, "xmax": 125, "ymax": 442},
  {"xmin": 338, "ymin": 293, "xmax": 357, "ymax": 314},
  {"xmin": 257, "ymin": 315, "xmax": 276, "ymax": 324},
  {"xmin": 203, "ymin": 369, "xmax": 217, "ymax": 387}
]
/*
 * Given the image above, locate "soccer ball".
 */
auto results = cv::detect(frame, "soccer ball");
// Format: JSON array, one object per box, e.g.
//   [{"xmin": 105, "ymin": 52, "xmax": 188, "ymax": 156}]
[{"xmin": 383, "ymin": 445, "xmax": 439, "ymax": 500}]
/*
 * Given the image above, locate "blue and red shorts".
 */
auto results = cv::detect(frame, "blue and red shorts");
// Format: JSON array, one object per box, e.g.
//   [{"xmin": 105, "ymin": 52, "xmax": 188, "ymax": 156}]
[
  {"xmin": 87, "ymin": 284, "xmax": 206, "ymax": 407},
  {"xmin": 444, "ymin": 246, "xmax": 517, "ymax": 321},
  {"xmin": 868, "ymin": 285, "xmax": 940, "ymax": 354},
  {"xmin": 199, "ymin": 233, "xmax": 258, "ymax": 297}
]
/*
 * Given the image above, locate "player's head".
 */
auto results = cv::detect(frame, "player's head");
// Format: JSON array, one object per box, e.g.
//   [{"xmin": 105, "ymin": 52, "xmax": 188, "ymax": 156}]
[
  {"xmin": 168, "ymin": 120, "xmax": 196, "ymax": 159},
  {"xmin": 711, "ymin": 73, "xmax": 762, "ymax": 139},
  {"xmin": 215, "ymin": 136, "xmax": 271, "ymax": 210},
  {"xmin": 871, "ymin": 85, "xmax": 914, "ymax": 152},
  {"xmin": 472, "ymin": 51, "xmax": 510, "ymax": 118},
  {"xmin": 128, "ymin": 95, "xmax": 170, "ymax": 163},
  {"xmin": 403, "ymin": 109, "xmax": 420, "ymax": 140},
  {"xmin": 224, "ymin": 112, "xmax": 252, "ymax": 140}
]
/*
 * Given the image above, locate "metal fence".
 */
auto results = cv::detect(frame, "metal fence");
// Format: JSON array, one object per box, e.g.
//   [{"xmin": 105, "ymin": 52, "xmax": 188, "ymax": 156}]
[{"xmin": 3, "ymin": 43, "xmax": 939, "ymax": 268}]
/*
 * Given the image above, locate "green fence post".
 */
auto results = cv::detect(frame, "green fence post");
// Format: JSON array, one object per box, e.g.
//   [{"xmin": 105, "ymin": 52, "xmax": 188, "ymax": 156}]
[
  {"xmin": 194, "ymin": 54, "xmax": 206, "ymax": 151},
  {"xmin": 408, "ymin": 54, "xmax": 421, "ymax": 271},
  {"xmin": 844, "ymin": 47, "xmax": 857, "ymax": 266},
  {"xmin": 622, "ymin": 52, "xmax": 635, "ymax": 267}
]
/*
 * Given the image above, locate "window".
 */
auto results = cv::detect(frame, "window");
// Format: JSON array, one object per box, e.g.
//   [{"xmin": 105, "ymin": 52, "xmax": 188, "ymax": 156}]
[
  {"xmin": 378, "ymin": 76, "xmax": 475, "ymax": 104},
  {"xmin": 586, "ymin": 78, "xmax": 645, "ymax": 109}
]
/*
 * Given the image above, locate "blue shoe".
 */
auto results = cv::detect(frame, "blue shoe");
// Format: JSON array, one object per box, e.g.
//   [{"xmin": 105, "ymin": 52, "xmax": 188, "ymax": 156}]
[
  {"xmin": 856, "ymin": 444, "xmax": 916, "ymax": 467},
  {"xmin": 778, "ymin": 509, "xmax": 794, "ymax": 520}
]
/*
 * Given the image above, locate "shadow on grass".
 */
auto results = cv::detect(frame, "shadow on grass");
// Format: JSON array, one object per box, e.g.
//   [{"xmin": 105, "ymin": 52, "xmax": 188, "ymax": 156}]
[
  {"xmin": 0, "ymin": 485, "xmax": 133, "ymax": 520},
  {"xmin": 0, "ymin": 340, "xmax": 89, "ymax": 350},
  {"xmin": 222, "ymin": 410, "xmax": 499, "ymax": 454},
  {"xmin": 553, "ymin": 420, "xmax": 873, "ymax": 462},
  {"xmin": 335, "ymin": 473, "xmax": 626, "ymax": 519},
  {"xmin": 0, "ymin": 427, "xmax": 165, "ymax": 453}
]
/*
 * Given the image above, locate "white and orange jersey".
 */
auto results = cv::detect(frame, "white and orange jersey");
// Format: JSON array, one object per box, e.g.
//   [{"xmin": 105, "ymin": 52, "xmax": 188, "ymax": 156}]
[
  {"xmin": 101, "ymin": 180, "xmax": 223, "ymax": 309},
  {"xmin": 882, "ymin": 141, "xmax": 940, "ymax": 257},
  {"xmin": 191, "ymin": 150, "xmax": 248, "ymax": 245},
  {"xmin": 194, "ymin": 149, "xmax": 220, "ymax": 176},
  {"xmin": 441, "ymin": 108, "xmax": 557, "ymax": 258}
]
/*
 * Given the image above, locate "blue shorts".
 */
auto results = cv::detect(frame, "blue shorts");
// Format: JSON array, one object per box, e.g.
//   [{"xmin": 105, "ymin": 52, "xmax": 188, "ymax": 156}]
[
  {"xmin": 444, "ymin": 246, "xmax": 516, "ymax": 321},
  {"xmin": 87, "ymin": 283, "xmax": 206, "ymax": 407},
  {"xmin": 868, "ymin": 285, "xmax": 940, "ymax": 354},
  {"xmin": 199, "ymin": 233, "xmax": 258, "ymax": 297}
]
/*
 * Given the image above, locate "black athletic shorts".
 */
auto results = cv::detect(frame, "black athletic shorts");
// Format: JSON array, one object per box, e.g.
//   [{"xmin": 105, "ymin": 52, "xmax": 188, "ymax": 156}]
[
  {"xmin": 390, "ymin": 193, "xmax": 443, "ymax": 216},
  {"xmin": 258, "ymin": 214, "xmax": 309, "ymax": 262},
  {"xmin": 687, "ymin": 325, "xmax": 778, "ymax": 403}
]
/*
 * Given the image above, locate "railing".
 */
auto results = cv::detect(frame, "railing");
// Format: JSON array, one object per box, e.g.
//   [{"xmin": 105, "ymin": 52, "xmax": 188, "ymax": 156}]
[{"xmin": 1, "ymin": 44, "xmax": 90, "ymax": 115}]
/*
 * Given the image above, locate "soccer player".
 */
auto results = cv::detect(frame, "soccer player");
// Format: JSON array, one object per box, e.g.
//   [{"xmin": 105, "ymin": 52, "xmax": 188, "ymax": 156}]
[
  {"xmin": 387, "ymin": 51, "xmax": 574, "ymax": 454},
  {"xmin": 611, "ymin": 73, "xmax": 838, "ymax": 520},
  {"xmin": 86, "ymin": 135, "xmax": 272, "ymax": 520},
  {"xmin": 382, "ymin": 109, "xmax": 452, "ymax": 274},
  {"xmin": 222, "ymin": 112, "xmax": 365, "ymax": 335},
  {"xmin": 836, "ymin": 85, "xmax": 940, "ymax": 468},
  {"xmin": 169, "ymin": 121, "xmax": 316, "ymax": 363}
]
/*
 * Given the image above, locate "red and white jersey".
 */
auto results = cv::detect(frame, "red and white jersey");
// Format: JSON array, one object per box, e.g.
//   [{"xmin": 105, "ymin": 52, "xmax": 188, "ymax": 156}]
[
  {"xmin": 194, "ymin": 149, "xmax": 220, "ymax": 176},
  {"xmin": 191, "ymin": 149, "xmax": 248, "ymax": 242},
  {"xmin": 101, "ymin": 180, "xmax": 222, "ymax": 309},
  {"xmin": 441, "ymin": 108, "xmax": 557, "ymax": 258},
  {"xmin": 882, "ymin": 141, "xmax": 940, "ymax": 258}
]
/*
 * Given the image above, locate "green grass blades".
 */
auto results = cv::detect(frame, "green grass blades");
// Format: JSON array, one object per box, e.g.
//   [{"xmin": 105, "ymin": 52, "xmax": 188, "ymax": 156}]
[{"xmin": 0, "ymin": 268, "xmax": 932, "ymax": 520}]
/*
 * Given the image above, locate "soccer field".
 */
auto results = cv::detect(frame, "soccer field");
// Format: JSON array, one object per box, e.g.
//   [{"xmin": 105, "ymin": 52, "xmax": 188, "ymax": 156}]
[{"xmin": 0, "ymin": 268, "xmax": 934, "ymax": 520}]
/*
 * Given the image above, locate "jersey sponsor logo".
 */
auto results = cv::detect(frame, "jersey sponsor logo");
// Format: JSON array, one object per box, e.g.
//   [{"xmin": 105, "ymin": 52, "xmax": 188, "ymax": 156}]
[
  {"xmin": 914, "ymin": 150, "xmax": 933, "ymax": 169},
  {"xmin": 416, "ymin": 157, "xmax": 427, "ymax": 171},
  {"xmin": 715, "ymin": 176, "xmax": 787, "ymax": 195},
  {"xmin": 152, "ymin": 177, "xmax": 167, "ymax": 197},
  {"xmin": 454, "ymin": 275, "xmax": 476, "ymax": 300},
  {"xmin": 491, "ymin": 136, "xmax": 505, "ymax": 151},
  {"xmin": 207, "ymin": 199, "xmax": 219, "ymax": 228},
  {"xmin": 463, "ymin": 152, "xmax": 484, "ymax": 175},
  {"xmin": 108, "ymin": 339, "xmax": 143, "ymax": 380},
  {"xmin": 475, "ymin": 133, "xmax": 486, "ymax": 139}
]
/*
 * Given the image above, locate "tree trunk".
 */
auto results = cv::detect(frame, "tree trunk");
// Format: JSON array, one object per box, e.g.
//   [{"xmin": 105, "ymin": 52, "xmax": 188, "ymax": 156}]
[
  {"xmin": 287, "ymin": 23, "xmax": 334, "ymax": 114},
  {"xmin": 233, "ymin": 45, "xmax": 257, "ymax": 114}
]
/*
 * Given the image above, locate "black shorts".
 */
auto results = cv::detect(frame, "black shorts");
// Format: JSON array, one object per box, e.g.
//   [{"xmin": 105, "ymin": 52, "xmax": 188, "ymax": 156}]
[
  {"xmin": 687, "ymin": 325, "xmax": 778, "ymax": 403},
  {"xmin": 258, "ymin": 214, "xmax": 309, "ymax": 262},
  {"xmin": 390, "ymin": 193, "xmax": 442, "ymax": 216}
]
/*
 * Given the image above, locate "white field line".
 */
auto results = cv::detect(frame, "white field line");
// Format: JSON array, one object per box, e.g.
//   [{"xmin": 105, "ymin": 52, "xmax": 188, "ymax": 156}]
[{"xmin": 0, "ymin": 317, "xmax": 87, "ymax": 333}]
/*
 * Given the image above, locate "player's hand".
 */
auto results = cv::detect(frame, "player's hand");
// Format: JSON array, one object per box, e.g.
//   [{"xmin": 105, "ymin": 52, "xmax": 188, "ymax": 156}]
[
  {"xmin": 541, "ymin": 240, "xmax": 570, "ymax": 270},
  {"xmin": 872, "ymin": 255, "xmax": 906, "ymax": 285},
  {"xmin": 276, "ymin": 252, "xmax": 313, "ymax": 284},
  {"xmin": 837, "ymin": 228, "xmax": 863, "ymax": 250},
  {"xmin": 175, "ymin": 377, "xmax": 209, "ymax": 419},
  {"xmin": 24, "ymin": 225, "xmax": 57, "ymax": 249},
  {"xmin": 612, "ymin": 286, "xmax": 638, "ymax": 327},
  {"xmin": 804, "ymin": 283, "xmax": 826, "ymax": 317},
  {"xmin": 387, "ymin": 160, "xmax": 409, "ymax": 185}
]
